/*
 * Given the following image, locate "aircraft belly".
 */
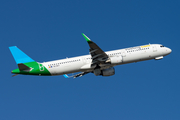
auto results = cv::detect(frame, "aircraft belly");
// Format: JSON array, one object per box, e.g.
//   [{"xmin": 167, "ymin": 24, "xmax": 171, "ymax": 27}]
[
  {"xmin": 123, "ymin": 51, "xmax": 152, "ymax": 63},
  {"xmin": 48, "ymin": 62, "xmax": 84, "ymax": 75}
]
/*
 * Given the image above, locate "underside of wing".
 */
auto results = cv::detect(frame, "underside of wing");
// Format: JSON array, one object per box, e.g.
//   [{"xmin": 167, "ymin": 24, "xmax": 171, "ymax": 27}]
[
  {"xmin": 64, "ymin": 33, "xmax": 113, "ymax": 78},
  {"xmin": 63, "ymin": 72, "xmax": 89, "ymax": 78},
  {"xmin": 82, "ymin": 33, "xmax": 109, "ymax": 65}
]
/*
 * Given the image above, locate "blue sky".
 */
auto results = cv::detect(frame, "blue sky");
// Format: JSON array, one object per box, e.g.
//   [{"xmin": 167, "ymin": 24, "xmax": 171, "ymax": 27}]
[{"xmin": 1, "ymin": 0, "xmax": 180, "ymax": 119}]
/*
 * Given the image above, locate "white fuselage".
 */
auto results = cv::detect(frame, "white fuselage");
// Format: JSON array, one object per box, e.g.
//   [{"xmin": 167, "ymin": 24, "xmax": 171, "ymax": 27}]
[{"xmin": 41, "ymin": 44, "xmax": 171, "ymax": 75}]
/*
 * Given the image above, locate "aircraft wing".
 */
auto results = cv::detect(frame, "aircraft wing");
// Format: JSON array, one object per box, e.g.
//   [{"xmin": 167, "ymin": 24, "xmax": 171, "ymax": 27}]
[
  {"xmin": 63, "ymin": 72, "xmax": 89, "ymax": 78},
  {"xmin": 82, "ymin": 33, "xmax": 109, "ymax": 65},
  {"xmin": 64, "ymin": 33, "xmax": 109, "ymax": 79}
]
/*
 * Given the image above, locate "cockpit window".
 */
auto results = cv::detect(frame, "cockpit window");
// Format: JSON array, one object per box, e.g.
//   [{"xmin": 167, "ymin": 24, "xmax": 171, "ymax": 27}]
[{"xmin": 160, "ymin": 45, "xmax": 164, "ymax": 47}]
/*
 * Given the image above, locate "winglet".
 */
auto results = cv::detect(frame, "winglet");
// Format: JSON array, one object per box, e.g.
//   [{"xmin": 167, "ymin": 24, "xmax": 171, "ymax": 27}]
[
  {"xmin": 9, "ymin": 46, "xmax": 34, "ymax": 64},
  {"xmin": 82, "ymin": 33, "xmax": 92, "ymax": 43},
  {"xmin": 63, "ymin": 74, "xmax": 69, "ymax": 78}
]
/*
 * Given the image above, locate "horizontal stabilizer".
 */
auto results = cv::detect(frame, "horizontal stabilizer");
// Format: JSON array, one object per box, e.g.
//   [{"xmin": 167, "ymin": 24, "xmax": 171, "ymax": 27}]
[
  {"xmin": 18, "ymin": 63, "xmax": 31, "ymax": 71},
  {"xmin": 12, "ymin": 74, "xmax": 19, "ymax": 77}
]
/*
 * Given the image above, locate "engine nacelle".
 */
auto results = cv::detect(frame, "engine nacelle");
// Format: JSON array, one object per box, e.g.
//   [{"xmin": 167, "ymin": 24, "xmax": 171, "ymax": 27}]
[
  {"xmin": 109, "ymin": 56, "xmax": 123, "ymax": 64},
  {"xmin": 101, "ymin": 67, "xmax": 115, "ymax": 76}
]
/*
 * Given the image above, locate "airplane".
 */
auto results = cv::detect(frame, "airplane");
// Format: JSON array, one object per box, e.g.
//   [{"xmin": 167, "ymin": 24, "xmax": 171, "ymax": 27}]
[{"xmin": 9, "ymin": 33, "xmax": 172, "ymax": 78}]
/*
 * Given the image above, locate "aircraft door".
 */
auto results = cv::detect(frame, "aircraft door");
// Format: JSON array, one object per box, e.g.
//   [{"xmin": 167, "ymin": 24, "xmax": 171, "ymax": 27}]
[
  {"xmin": 152, "ymin": 45, "xmax": 157, "ymax": 52},
  {"xmin": 82, "ymin": 57, "xmax": 89, "ymax": 64},
  {"xmin": 122, "ymin": 50, "xmax": 126, "ymax": 57}
]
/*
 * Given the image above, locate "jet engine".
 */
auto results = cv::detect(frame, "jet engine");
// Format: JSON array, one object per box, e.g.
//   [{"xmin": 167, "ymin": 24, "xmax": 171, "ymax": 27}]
[
  {"xmin": 109, "ymin": 56, "xmax": 123, "ymax": 64},
  {"xmin": 101, "ymin": 67, "xmax": 115, "ymax": 76},
  {"xmin": 93, "ymin": 67, "xmax": 115, "ymax": 76}
]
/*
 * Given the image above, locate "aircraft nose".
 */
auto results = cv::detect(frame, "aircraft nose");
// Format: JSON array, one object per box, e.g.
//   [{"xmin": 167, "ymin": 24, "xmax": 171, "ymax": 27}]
[{"xmin": 166, "ymin": 47, "xmax": 172, "ymax": 54}]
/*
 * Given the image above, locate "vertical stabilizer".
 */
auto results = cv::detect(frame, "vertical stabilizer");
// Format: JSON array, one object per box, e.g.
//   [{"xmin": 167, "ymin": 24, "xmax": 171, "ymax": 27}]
[{"xmin": 9, "ymin": 46, "xmax": 35, "ymax": 64}]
